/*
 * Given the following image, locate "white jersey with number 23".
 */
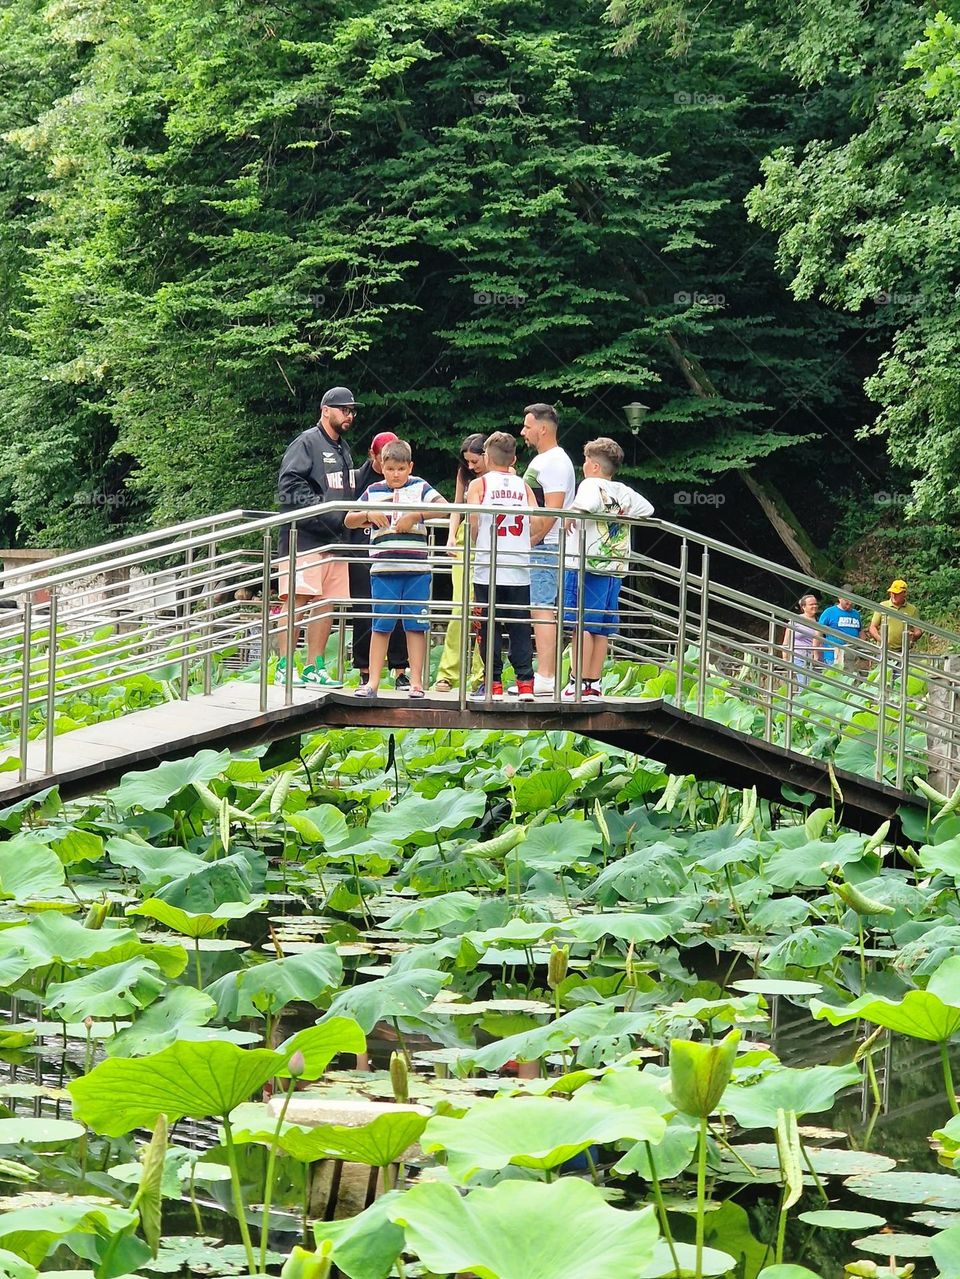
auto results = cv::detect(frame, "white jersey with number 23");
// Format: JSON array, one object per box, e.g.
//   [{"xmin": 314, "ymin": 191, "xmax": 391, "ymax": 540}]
[{"xmin": 473, "ymin": 472, "xmax": 531, "ymax": 586}]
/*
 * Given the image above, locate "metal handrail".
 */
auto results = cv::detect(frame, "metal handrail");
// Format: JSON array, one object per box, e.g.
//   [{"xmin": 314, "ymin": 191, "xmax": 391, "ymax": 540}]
[{"xmin": 3, "ymin": 498, "xmax": 960, "ymax": 793}]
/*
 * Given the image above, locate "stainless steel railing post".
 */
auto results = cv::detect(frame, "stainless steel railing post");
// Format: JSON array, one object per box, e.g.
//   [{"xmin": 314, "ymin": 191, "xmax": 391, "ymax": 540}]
[
  {"xmin": 675, "ymin": 538, "xmax": 688, "ymax": 706},
  {"xmin": 896, "ymin": 625, "xmax": 910, "ymax": 789},
  {"xmin": 784, "ymin": 628, "xmax": 794, "ymax": 753},
  {"xmin": 284, "ymin": 529, "xmax": 298, "ymax": 707},
  {"xmin": 44, "ymin": 590, "xmax": 58, "ymax": 776},
  {"xmin": 18, "ymin": 598, "xmax": 32, "ymax": 782},
  {"xmin": 554, "ymin": 521, "xmax": 567, "ymax": 692},
  {"xmin": 179, "ymin": 547, "xmax": 194, "ymax": 699},
  {"xmin": 259, "ymin": 534, "xmax": 272, "ymax": 713},
  {"xmin": 457, "ymin": 517, "xmax": 474, "ymax": 713},
  {"xmin": 876, "ymin": 618, "xmax": 889, "ymax": 782},
  {"xmin": 764, "ymin": 617, "xmax": 776, "ymax": 742},
  {"xmin": 203, "ymin": 541, "xmax": 216, "ymax": 696},
  {"xmin": 571, "ymin": 521, "xmax": 587, "ymax": 704},
  {"xmin": 483, "ymin": 521, "xmax": 499, "ymax": 705},
  {"xmin": 695, "ymin": 547, "xmax": 709, "ymax": 717}
]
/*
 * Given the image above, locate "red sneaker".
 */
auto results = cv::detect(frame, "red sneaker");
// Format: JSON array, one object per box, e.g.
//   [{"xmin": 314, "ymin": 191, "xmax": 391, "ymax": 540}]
[{"xmin": 517, "ymin": 679, "xmax": 535, "ymax": 701}]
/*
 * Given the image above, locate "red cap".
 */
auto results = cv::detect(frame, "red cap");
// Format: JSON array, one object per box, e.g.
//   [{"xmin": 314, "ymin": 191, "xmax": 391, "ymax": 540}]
[{"xmin": 370, "ymin": 431, "xmax": 398, "ymax": 457}]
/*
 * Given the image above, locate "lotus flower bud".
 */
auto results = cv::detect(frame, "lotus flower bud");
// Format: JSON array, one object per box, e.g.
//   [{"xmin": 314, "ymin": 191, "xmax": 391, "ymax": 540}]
[
  {"xmin": 83, "ymin": 1016, "xmax": 94, "ymax": 1031},
  {"xmin": 83, "ymin": 900, "xmax": 108, "ymax": 930},
  {"xmin": 390, "ymin": 1050, "xmax": 408, "ymax": 1104},
  {"xmin": 280, "ymin": 1243, "xmax": 332, "ymax": 1279},
  {"xmin": 288, "ymin": 1049, "xmax": 305, "ymax": 1078},
  {"xmin": 547, "ymin": 944, "xmax": 569, "ymax": 991}
]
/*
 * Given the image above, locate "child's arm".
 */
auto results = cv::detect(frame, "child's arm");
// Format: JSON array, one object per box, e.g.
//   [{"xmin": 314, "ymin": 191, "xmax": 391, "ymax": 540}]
[
  {"xmin": 447, "ymin": 471, "xmax": 466, "ymax": 548},
  {"xmin": 394, "ymin": 493, "xmax": 449, "ymax": 533},
  {"xmin": 343, "ymin": 492, "xmax": 389, "ymax": 529},
  {"xmin": 465, "ymin": 476, "xmax": 483, "ymax": 541}
]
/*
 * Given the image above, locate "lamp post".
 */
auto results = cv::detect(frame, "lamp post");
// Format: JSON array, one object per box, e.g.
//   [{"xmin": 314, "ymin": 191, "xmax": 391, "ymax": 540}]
[{"xmin": 623, "ymin": 401, "xmax": 650, "ymax": 431}]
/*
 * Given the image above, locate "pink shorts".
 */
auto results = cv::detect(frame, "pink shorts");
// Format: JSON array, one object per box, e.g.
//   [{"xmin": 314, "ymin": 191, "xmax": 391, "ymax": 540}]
[{"xmin": 277, "ymin": 549, "xmax": 349, "ymax": 603}]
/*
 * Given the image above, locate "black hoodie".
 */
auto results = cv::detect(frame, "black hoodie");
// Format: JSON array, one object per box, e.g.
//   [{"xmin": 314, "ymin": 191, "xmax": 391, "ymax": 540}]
[{"xmin": 277, "ymin": 423, "xmax": 354, "ymax": 554}]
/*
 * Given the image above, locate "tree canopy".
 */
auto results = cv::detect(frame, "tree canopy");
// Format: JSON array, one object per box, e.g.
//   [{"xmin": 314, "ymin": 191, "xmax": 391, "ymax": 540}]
[{"xmin": 0, "ymin": 0, "xmax": 957, "ymax": 609}]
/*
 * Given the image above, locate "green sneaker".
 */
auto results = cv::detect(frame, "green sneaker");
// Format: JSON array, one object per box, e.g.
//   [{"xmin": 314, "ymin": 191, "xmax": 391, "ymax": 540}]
[
  {"xmin": 301, "ymin": 663, "xmax": 343, "ymax": 689},
  {"xmin": 274, "ymin": 658, "xmax": 290, "ymax": 687}
]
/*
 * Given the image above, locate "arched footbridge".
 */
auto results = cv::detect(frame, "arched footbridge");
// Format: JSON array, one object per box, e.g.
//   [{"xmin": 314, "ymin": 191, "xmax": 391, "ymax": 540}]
[{"xmin": 0, "ymin": 503, "xmax": 956, "ymax": 834}]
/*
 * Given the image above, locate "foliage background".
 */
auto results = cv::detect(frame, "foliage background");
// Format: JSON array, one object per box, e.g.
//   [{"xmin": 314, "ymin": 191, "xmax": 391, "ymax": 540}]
[{"xmin": 0, "ymin": 0, "xmax": 958, "ymax": 613}]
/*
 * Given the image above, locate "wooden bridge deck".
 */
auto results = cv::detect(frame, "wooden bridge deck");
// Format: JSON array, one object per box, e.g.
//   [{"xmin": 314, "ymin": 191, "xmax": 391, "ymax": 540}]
[{"xmin": 0, "ymin": 683, "xmax": 915, "ymax": 833}]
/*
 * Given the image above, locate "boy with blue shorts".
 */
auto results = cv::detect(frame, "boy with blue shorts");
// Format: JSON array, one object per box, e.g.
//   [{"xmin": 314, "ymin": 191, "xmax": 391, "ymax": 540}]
[
  {"xmin": 562, "ymin": 438, "xmax": 654, "ymax": 700},
  {"xmin": 344, "ymin": 440, "xmax": 446, "ymax": 698}
]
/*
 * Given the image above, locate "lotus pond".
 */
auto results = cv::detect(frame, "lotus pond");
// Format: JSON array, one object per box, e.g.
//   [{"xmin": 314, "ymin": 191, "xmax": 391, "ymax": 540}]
[{"xmin": 5, "ymin": 722, "xmax": 960, "ymax": 1279}]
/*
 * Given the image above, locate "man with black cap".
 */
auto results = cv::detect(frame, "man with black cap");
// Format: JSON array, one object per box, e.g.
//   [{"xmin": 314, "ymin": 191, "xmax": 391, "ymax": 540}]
[{"xmin": 275, "ymin": 386, "xmax": 358, "ymax": 687}]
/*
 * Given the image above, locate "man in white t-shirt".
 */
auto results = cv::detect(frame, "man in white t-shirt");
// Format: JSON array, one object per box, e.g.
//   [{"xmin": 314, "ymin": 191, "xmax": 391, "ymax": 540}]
[{"xmin": 520, "ymin": 402, "xmax": 576, "ymax": 697}]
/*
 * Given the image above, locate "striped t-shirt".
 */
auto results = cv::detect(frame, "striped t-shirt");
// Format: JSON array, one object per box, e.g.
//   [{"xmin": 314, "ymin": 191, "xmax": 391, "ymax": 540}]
[{"xmin": 358, "ymin": 476, "xmax": 441, "ymax": 573}]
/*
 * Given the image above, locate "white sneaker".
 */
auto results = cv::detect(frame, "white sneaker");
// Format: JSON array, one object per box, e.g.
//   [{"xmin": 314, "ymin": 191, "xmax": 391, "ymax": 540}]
[{"xmin": 533, "ymin": 674, "xmax": 556, "ymax": 698}]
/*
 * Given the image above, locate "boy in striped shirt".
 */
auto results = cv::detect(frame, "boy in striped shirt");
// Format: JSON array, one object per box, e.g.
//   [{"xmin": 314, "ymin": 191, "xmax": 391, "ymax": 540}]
[{"xmin": 344, "ymin": 440, "xmax": 447, "ymax": 698}]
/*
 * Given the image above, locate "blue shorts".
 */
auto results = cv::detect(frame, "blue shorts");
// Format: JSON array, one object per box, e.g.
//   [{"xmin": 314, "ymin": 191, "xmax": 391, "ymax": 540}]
[
  {"xmin": 563, "ymin": 570, "xmax": 621, "ymax": 637},
  {"xmin": 530, "ymin": 547, "xmax": 560, "ymax": 608},
  {"xmin": 370, "ymin": 572, "xmax": 431, "ymax": 633}
]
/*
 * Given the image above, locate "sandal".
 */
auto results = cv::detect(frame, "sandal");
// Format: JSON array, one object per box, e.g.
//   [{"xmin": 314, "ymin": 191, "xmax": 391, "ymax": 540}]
[
  {"xmin": 408, "ymin": 687, "xmax": 425, "ymax": 699},
  {"xmin": 433, "ymin": 679, "xmax": 453, "ymax": 693},
  {"xmin": 355, "ymin": 683, "xmax": 376, "ymax": 698}
]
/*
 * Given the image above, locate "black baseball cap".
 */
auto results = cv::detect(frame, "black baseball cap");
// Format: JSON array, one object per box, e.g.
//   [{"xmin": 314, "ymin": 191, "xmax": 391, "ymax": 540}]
[{"xmin": 320, "ymin": 386, "xmax": 359, "ymax": 408}]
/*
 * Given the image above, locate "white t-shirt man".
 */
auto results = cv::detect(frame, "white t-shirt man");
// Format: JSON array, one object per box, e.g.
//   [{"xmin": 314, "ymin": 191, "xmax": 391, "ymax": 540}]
[{"xmin": 523, "ymin": 446, "xmax": 575, "ymax": 548}]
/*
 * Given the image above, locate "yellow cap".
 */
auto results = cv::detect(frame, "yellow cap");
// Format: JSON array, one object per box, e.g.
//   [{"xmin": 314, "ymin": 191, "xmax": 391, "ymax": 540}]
[{"xmin": 888, "ymin": 579, "xmax": 908, "ymax": 593}]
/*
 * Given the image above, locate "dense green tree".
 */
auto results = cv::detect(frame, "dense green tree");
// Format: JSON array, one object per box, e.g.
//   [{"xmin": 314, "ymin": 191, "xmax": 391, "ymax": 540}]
[{"xmin": 0, "ymin": 0, "xmax": 868, "ymax": 569}]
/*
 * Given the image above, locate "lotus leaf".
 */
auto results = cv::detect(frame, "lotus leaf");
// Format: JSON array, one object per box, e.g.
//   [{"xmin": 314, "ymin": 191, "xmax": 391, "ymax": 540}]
[
  {"xmin": 615, "ymin": 1114, "xmax": 699, "ymax": 1179},
  {"xmin": 758, "ymin": 1270, "xmax": 825, "ymax": 1279},
  {"xmin": 564, "ymin": 911, "xmax": 684, "ymax": 945},
  {"xmin": 45, "ymin": 957, "xmax": 166, "ymax": 1022},
  {"xmin": 798, "ymin": 1210, "xmax": 886, "ymax": 1229},
  {"xmin": 154, "ymin": 853, "xmax": 256, "ymax": 912},
  {"xmin": 68, "ymin": 1040, "xmax": 286, "ymax": 1135},
  {"xmin": 207, "ymin": 946, "xmax": 342, "ymax": 1021},
  {"xmin": 0, "ymin": 1248, "xmax": 38, "ymax": 1279},
  {"xmin": 143, "ymin": 1234, "xmax": 285, "ymax": 1275},
  {"xmin": 128, "ymin": 898, "xmax": 265, "ymax": 938},
  {"xmin": 228, "ymin": 1101, "xmax": 427, "ymax": 1166},
  {"xmin": 105, "ymin": 838, "xmax": 203, "ymax": 888},
  {"xmin": 932, "ymin": 1224, "xmax": 960, "ymax": 1278},
  {"xmin": 518, "ymin": 821, "xmax": 601, "ymax": 872},
  {"xmin": 323, "ymin": 968, "xmax": 450, "ymax": 1032},
  {"xmin": 846, "ymin": 1171, "xmax": 960, "ymax": 1209},
  {"xmin": 0, "ymin": 1199, "xmax": 137, "ymax": 1266},
  {"xmin": 763, "ymin": 833, "xmax": 867, "ymax": 888},
  {"xmin": 642, "ymin": 1242, "xmax": 737, "ymax": 1277},
  {"xmin": 106, "ymin": 987, "xmax": 219, "ymax": 1057},
  {"xmin": 312, "ymin": 1191, "xmax": 404, "ymax": 1279},
  {"xmin": 388, "ymin": 1178, "xmax": 658, "ymax": 1279},
  {"xmin": 384, "ymin": 891, "xmax": 484, "ymax": 935},
  {"xmin": 810, "ymin": 982, "xmax": 960, "ymax": 1043},
  {"xmin": 460, "ymin": 1007, "xmax": 653, "ymax": 1072},
  {"xmin": 421, "ymin": 1092, "xmax": 665, "ymax": 1179},
  {"xmin": 106, "ymin": 750, "xmax": 232, "ymax": 812},
  {"xmin": 277, "ymin": 1018, "xmax": 367, "ymax": 1078},
  {"xmin": 721, "ymin": 1062, "xmax": 862, "ymax": 1128},
  {"xmin": 366, "ymin": 788, "xmax": 486, "ymax": 845},
  {"xmin": 0, "ymin": 838, "xmax": 65, "ymax": 902},
  {"xmin": 0, "ymin": 1119, "xmax": 83, "ymax": 1145},
  {"xmin": 853, "ymin": 1233, "xmax": 933, "ymax": 1257},
  {"xmin": 285, "ymin": 803, "xmax": 350, "ymax": 848}
]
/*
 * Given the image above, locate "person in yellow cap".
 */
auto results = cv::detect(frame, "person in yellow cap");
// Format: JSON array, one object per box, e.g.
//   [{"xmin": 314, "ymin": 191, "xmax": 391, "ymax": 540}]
[{"xmin": 867, "ymin": 579, "xmax": 921, "ymax": 655}]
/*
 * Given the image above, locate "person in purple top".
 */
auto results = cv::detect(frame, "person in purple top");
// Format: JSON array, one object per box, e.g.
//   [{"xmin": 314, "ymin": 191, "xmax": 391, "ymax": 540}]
[{"xmin": 780, "ymin": 592, "xmax": 822, "ymax": 688}]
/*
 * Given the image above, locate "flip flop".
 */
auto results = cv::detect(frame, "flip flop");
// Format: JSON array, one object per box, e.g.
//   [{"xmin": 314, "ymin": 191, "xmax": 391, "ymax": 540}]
[
  {"xmin": 408, "ymin": 687, "xmax": 426, "ymax": 699},
  {"xmin": 355, "ymin": 684, "xmax": 376, "ymax": 698}
]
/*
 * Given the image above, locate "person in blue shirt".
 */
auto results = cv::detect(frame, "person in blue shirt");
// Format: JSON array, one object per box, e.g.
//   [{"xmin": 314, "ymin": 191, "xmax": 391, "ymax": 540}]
[{"xmin": 818, "ymin": 589, "xmax": 861, "ymax": 669}]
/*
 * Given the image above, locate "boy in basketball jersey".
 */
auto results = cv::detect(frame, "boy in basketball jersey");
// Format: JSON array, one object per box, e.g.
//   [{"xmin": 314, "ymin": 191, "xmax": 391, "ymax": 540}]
[{"xmin": 466, "ymin": 432, "xmax": 537, "ymax": 701}]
